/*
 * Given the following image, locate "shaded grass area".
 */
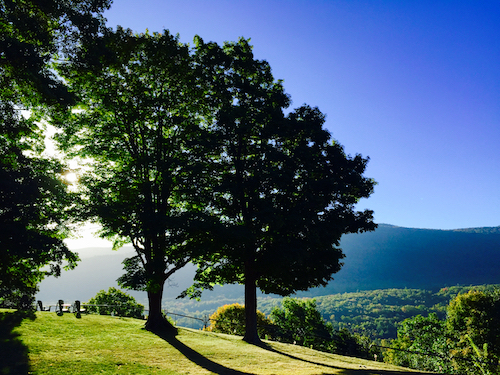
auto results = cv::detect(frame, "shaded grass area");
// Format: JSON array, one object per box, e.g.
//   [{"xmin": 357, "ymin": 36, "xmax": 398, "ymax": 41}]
[
  {"xmin": 3, "ymin": 309, "xmax": 440, "ymax": 374},
  {"xmin": 0, "ymin": 310, "xmax": 34, "ymax": 374}
]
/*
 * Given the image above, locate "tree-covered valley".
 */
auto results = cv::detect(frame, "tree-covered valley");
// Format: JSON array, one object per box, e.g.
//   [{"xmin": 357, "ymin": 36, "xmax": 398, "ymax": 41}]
[
  {"xmin": 162, "ymin": 285, "xmax": 499, "ymax": 338},
  {"xmin": 36, "ymin": 223, "xmax": 500, "ymax": 341}
]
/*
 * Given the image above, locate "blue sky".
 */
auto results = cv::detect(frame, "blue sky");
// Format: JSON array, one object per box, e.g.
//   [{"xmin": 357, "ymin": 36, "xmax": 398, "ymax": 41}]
[{"xmin": 97, "ymin": 0, "xmax": 500, "ymax": 231}]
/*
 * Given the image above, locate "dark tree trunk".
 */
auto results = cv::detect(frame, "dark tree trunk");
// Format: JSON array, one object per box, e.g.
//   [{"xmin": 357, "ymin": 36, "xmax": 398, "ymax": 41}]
[
  {"xmin": 243, "ymin": 262, "xmax": 261, "ymax": 344},
  {"xmin": 144, "ymin": 287, "xmax": 176, "ymax": 334}
]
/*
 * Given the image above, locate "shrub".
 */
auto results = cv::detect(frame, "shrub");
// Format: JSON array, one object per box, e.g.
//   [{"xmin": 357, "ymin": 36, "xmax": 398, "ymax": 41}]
[
  {"xmin": 0, "ymin": 288, "xmax": 36, "ymax": 310},
  {"xmin": 270, "ymin": 298, "xmax": 333, "ymax": 350},
  {"xmin": 270, "ymin": 298, "xmax": 377, "ymax": 359},
  {"xmin": 85, "ymin": 287, "xmax": 144, "ymax": 319},
  {"xmin": 205, "ymin": 303, "xmax": 273, "ymax": 338}
]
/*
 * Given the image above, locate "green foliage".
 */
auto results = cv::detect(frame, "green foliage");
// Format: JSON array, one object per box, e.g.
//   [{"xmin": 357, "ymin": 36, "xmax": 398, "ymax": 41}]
[
  {"xmin": 164, "ymin": 285, "xmax": 500, "ymax": 341},
  {"xmin": 271, "ymin": 298, "xmax": 334, "ymax": 351},
  {"xmin": 0, "ymin": 0, "xmax": 111, "ymax": 108},
  {"xmin": 385, "ymin": 313, "xmax": 453, "ymax": 373},
  {"xmin": 188, "ymin": 37, "xmax": 376, "ymax": 343},
  {"xmin": 334, "ymin": 328, "xmax": 378, "ymax": 360},
  {"xmin": 270, "ymin": 298, "xmax": 376, "ymax": 359},
  {"xmin": 313, "ymin": 287, "xmax": 500, "ymax": 339},
  {"xmin": 0, "ymin": 291, "xmax": 36, "ymax": 310},
  {"xmin": 313, "ymin": 288, "xmax": 450, "ymax": 339},
  {"xmin": 446, "ymin": 290, "xmax": 500, "ymax": 374},
  {"xmin": 0, "ymin": 143, "xmax": 78, "ymax": 302},
  {"xmin": 467, "ymin": 335, "xmax": 493, "ymax": 375},
  {"xmin": 86, "ymin": 287, "xmax": 144, "ymax": 319},
  {"xmin": 384, "ymin": 288, "xmax": 500, "ymax": 374},
  {"xmin": 205, "ymin": 303, "xmax": 272, "ymax": 338},
  {"xmin": 0, "ymin": 0, "xmax": 109, "ymax": 309}
]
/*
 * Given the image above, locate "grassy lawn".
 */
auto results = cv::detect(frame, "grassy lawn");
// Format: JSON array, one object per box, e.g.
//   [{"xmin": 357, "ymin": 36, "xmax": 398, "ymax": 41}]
[{"xmin": 1, "ymin": 309, "xmax": 438, "ymax": 374}]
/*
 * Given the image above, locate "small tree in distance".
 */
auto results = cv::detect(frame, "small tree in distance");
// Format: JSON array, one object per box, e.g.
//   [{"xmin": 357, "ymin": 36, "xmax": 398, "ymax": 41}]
[
  {"xmin": 86, "ymin": 287, "xmax": 144, "ymax": 319},
  {"xmin": 385, "ymin": 313, "xmax": 452, "ymax": 372},
  {"xmin": 270, "ymin": 298, "xmax": 376, "ymax": 358}
]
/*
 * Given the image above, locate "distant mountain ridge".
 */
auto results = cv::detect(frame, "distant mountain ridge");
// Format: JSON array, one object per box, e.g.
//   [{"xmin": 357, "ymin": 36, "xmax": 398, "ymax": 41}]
[
  {"xmin": 308, "ymin": 223, "xmax": 500, "ymax": 296},
  {"xmin": 450, "ymin": 226, "xmax": 500, "ymax": 234},
  {"xmin": 36, "ymin": 224, "xmax": 500, "ymax": 303}
]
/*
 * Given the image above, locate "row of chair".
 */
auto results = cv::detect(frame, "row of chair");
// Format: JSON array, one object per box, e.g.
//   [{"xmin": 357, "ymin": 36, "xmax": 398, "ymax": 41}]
[{"xmin": 37, "ymin": 300, "xmax": 86, "ymax": 318}]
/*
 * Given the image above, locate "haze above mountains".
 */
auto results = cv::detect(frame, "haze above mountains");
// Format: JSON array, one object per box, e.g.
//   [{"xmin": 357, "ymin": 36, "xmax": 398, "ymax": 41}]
[{"xmin": 36, "ymin": 224, "xmax": 500, "ymax": 304}]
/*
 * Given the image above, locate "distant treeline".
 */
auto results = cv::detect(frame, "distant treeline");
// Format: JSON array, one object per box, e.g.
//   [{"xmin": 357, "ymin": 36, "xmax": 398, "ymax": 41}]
[
  {"xmin": 164, "ymin": 284, "xmax": 500, "ymax": 340},
  {"xmin": 313, "ymin": 285, "xmax": 500, "ymax": 339}
]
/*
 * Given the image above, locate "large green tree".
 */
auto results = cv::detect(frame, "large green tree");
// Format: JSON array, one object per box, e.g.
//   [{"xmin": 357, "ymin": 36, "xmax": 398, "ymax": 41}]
[
  {"xmin": 55, "ymin": 28, "xmax": 217, "ymax": 332},
  {"xmin": 447, "ymin": 290, "xmax": 500, "ymax": 374},
  {"xmin": 188, "ymin": 38, "xmax": 377, "ymax": 344},
  {"xmin": 386, "ymin": 313, "xmax": 453, "ymax": 373},
  {"xmin": 0, "ymin": 0, "xmax": 110, "ymax": 304}
]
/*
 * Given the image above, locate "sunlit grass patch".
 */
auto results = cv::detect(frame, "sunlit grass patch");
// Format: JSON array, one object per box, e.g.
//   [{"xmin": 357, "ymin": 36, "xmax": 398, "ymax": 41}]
[{"xmin": 9, "ymin": 310, "xmax": 434, "ymax": 374}]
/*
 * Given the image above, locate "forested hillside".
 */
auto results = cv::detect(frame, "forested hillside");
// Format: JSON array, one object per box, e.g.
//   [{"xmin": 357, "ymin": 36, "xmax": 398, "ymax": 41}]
[
  {"xmin": 37, "ymin": 224, "xmax": 500, "ymax": 304},
  {"xmin": 197, "ymin": 223, "xmax": 500, "ymax": 297},
  {"xmin": 166, "ymin": 285, "xmax": 500, "ymax": 340},
  {"xmin": 35, "ymin": 241, "xmax": 500, "ymax": 340},
  {"xmin": 308, "ymin": 224, "xmax": 500, "ymax": 295},
  {"xmin": 312, "ymin": 285, "xmax": 500, "ymax": 339}
]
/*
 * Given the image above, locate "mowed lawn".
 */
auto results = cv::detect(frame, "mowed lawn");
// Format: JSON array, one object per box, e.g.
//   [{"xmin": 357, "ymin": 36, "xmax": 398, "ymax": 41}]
[{"xmin": 1, "ymin": 309, "xmax": 438, "ymax": 374}]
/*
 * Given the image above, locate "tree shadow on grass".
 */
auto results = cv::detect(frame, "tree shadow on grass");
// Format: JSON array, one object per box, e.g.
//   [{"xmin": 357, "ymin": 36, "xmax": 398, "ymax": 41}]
[
  {"xmin": 153, "ymin": 329, "xmax": 255, "ymax": 375},
  {"xmin": 258, "ymin": 342, "xmax": 445, "ymax": 375},
  {"xmin": 0, "ymin": 310, "xmax": 35, "ymax": 375}
]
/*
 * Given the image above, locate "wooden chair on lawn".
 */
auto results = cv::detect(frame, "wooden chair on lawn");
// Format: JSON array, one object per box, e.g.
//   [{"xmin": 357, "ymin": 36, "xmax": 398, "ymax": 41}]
[{"xmin": 37, "ymin": 300, "xmax": 51, "ymax": 312}]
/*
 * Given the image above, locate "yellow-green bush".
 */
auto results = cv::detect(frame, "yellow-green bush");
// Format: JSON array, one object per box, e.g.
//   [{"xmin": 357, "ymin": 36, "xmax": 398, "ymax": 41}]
[{"xmin": 205, "ymin": 303, "xmax": 273, "ymax": 338}]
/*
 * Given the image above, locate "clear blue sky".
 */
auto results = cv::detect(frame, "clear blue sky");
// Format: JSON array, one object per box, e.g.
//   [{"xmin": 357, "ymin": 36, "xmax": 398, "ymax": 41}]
[{"xmin": 100, "ymin": 0, "xmax": 500, "ymax": 231}]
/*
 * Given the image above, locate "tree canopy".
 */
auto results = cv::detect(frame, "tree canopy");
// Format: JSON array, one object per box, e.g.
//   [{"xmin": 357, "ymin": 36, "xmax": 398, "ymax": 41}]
[
  {"xmin": 447, "ymin": 290, "xmax": 500, "ymax": 374},
  {"xmin": 54, "ymin": 27, "xmax": 218, "ymax": 331},
  {"xmin": 270, "ymin": 298, "xmax": 334, "ymax": 351},
  {"xmin": 386, "ymin": 289, "xmax": 500, "ymax": 374},
  {"xmin": 52, "ymin": 27, "xmax": 375, "ymax": 337},
  {"xmin": 0, "ymin": 0, "xmax": 110, "ymax": 304},
  {"xmin": 1, "ymin": 0, "xmax": 111, "ymax": 107},
  {"xmin": 186, "ymin": 37, "xmax": 377, "ymax": 343}
]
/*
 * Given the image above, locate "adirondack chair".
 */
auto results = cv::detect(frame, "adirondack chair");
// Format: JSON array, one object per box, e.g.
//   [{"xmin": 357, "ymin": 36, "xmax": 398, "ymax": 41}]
[
  {"xmin": 37, "ymin": 300, "xmax": 51, "ymax": 311},
  {"xmin": 73, "ymin": 300, "xmax": 86, "ymax": 318},
  {"xmin": 56, "ymin": 300, "xmax": 71, "ymax": 316}
]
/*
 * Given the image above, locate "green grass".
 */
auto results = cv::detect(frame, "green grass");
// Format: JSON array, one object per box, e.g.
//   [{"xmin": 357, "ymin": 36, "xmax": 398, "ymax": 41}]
[{"xmin": 1, "ymin": 309, "xmax": 439, "ymax": 374}]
